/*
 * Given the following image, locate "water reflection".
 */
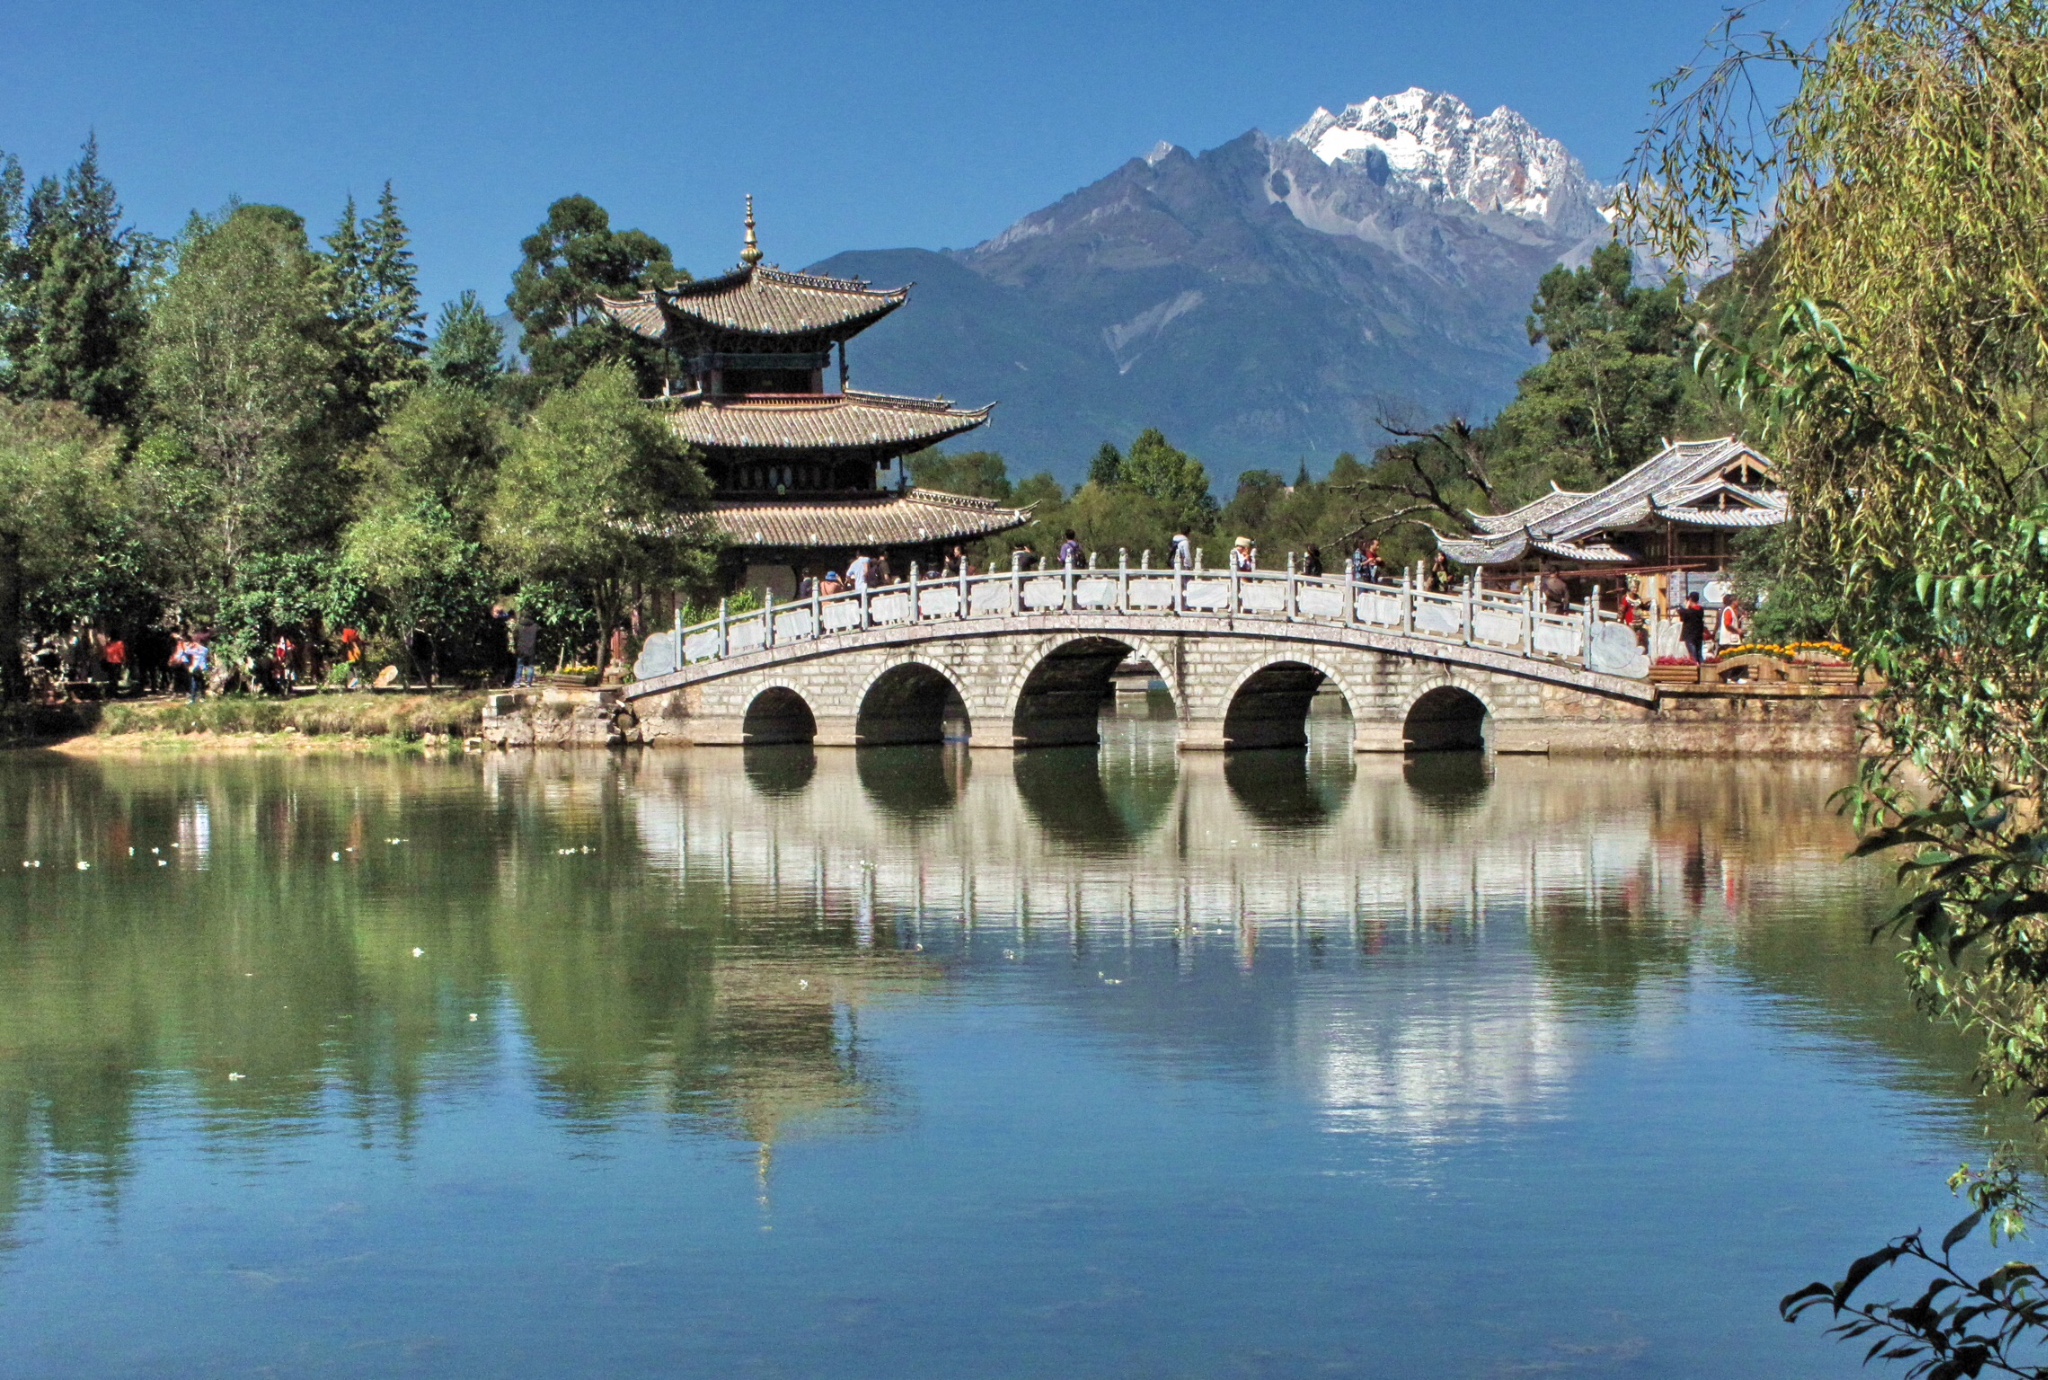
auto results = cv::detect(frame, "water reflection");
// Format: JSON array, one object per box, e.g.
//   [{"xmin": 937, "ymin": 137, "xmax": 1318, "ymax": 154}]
[
  {"xmin": 1221, "ymin": 748, "xmax": 1353, "ymax": 828},
  {"xmin": 0, "ymin": 738, "xmax": 1984, "ymax": 1262},
  {"xmin": 1013, "ymin": 743, "xmax": 1175, "ymax": 851},
  {"xmin": 743, "ymin": 742, "xmax": 816, "ymax": 796},
  {"xmin": 1401, "ymin": 749, "xmax": 1493, "ymax": 814},
  {"xmin": 855, "ymin": 743, "xmax": 965, "ymax": 821}
]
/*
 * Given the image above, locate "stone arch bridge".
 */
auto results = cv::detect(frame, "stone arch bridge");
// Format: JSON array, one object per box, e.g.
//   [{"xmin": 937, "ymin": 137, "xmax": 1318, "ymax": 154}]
[{"xmin": 622, "ymin": 566, "xmax": 1655, "ymax": 753}]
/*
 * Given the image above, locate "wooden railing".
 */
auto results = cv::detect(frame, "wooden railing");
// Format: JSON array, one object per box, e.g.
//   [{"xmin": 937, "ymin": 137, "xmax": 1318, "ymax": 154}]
[{"xmin": 636, "ymin": 556, "xmax": 1653, "ymax": 682}]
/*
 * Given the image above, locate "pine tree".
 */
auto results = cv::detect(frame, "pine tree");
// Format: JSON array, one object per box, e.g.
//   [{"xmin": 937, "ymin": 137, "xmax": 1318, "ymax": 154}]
[
  {"xmin": 366, "ymin": 183, "xmax": 426, "ymax": 363},
  {"xmin": 428, "ymin": 291, "xmax": 506, "ymax": 391},
  {"xmin": 1088, "ymin": 442, "xmax": 1123, "ymax": 488},
  {"xmin": 324, "ymin": 183, "xmax": 425, "ymax": 429},
  {"xmin": 0, "ymin": 139, "xmax": 149, "ymax": 423},
  {"xmin": 0, "ymin": 154, "xmax": 33, "ymax": 385}
]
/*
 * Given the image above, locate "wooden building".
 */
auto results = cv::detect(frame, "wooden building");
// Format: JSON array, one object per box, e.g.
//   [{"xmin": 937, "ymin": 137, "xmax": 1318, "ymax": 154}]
[
  {"xmin": 598, "ymin": 200, "xmax": 1028, "ymax": 596},
  {"xmin": 1435, "ymin": 437, "xmax": 1786, "ymax": 596}
]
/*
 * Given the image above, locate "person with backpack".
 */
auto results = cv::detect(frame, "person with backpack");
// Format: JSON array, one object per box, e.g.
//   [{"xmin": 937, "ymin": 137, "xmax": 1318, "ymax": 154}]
[{"xmin": 1058, "ymin": 530, "xmax": 1083, "ymax": 567}]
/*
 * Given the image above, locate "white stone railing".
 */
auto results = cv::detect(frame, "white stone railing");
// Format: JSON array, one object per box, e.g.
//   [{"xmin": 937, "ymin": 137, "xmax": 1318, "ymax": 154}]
[{"xmin": 634, "ymin": 556, "xmax": 1653, "ymax": 682}]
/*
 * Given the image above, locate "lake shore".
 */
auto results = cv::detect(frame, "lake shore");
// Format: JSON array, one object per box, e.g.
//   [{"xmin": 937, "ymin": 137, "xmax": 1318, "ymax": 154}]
[{"xmin": 3, "ymin": 692, "xmax": 487, "ymax": 753}]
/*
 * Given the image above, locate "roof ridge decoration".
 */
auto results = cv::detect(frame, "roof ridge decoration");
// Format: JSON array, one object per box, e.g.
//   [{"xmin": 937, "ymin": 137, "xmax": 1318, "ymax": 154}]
[
  {"xmin": 740, "ymin": 194, "xmax": 763, "ymax": 267},
  {"xmin": 843, "ymin": 387, "xmax": 991, "ymax": 416}
]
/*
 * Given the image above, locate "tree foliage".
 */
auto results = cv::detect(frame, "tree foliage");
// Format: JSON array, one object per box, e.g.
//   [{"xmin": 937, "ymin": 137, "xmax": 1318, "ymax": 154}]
[
  {"xmin": 0, "ymin": 401, "xmax": 125, "ymax": 700},
  {"xmin": 428, "ymin": 290, "xmax": 506, "ymax": 392},
  {"xmin": 0, "ymin": 138, "xmax": 156, "ymax": 424},
  {"xmin": 1120, "ymin": 428, "xmax": 1218, "ymax": 535},
  {"xmin": 325, "ymin": 183, "xmax": 426, "ymax": 425},
  {"xmin": 506, "ymin": 196, "xmax": 679, "ymax": 393},
  {"xmin": 144, "ymin": 204, "xmax": 350, "ymax": 590},
  {"xmin": 487, "ymin": 364, "xmax": 716, "ymax": 653},
  {"xmin": 1627, "ymin": 2, "xmax": 2048, "ymax": 1369}
]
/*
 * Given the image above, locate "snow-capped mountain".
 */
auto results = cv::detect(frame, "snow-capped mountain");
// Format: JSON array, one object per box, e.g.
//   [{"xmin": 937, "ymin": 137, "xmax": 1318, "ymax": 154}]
[
  {"xmin": 1291, "ymin": 88, "xmax": 1607, "ymax": 229},
  {"xmin": 809, "ymin": 90, "xmax": 1627, "ymax": 484}
]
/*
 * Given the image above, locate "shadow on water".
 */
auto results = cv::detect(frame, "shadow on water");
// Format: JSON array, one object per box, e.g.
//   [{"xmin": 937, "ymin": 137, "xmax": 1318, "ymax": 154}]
[
  {"xmin": 742, "ymin": 744, "xmax": 817, "ymax": 798},
  {"xmin": 1400, "ymin": 750, "xmax": 1493, "ymax": 817},
  {"xmin": 1013, "ymin": 745, "xmax": 1176, "ymax": 853},
  {"xmin": 855, "ymin": 744, "xmax": 965, "ymax": 822},
  {"xmin": 1222, "ymin": 748, "xmax": 1354, "ymax": 828}
]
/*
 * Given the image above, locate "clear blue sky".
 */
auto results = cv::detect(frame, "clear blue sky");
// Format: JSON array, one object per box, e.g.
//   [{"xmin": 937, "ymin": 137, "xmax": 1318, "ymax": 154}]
[{"xmin": 2, "ymin": 0, "xmax": 1830, "ymax": 315}]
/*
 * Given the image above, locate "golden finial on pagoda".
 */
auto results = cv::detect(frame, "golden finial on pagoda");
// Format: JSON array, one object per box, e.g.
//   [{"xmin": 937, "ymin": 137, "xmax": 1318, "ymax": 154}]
[{"xmin": 740, "ymin": 194, "xmax": 763, "ymax": 267}]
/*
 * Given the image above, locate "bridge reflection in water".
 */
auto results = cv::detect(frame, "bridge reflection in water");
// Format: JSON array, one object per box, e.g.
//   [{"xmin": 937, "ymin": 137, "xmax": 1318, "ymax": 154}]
[
  {"xmin": 486, "ymin": 728, "xmax": 1887, "ymax": 1149},
  {"xmin": 598, "ymin": 725, "xmax": 1858, "ymax": 960}
]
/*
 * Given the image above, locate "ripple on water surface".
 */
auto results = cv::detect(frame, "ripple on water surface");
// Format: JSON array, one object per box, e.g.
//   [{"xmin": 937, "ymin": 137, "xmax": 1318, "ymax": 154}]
[{"xmin": 0, "ymin": 728, "xmax": 2006, "ymax": 1378}]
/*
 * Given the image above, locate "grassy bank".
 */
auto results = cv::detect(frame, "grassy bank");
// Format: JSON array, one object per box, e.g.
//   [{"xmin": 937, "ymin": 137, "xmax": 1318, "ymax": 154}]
[{"xmin": 94, "ymin": 692, "xmax": 486, "ymax": 741}]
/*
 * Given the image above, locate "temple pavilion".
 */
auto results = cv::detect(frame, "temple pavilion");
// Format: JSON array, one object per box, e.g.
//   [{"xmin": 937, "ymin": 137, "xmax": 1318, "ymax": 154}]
[
  {"xmin": 599, "ymin": 200, "xmax": 1026, "ymax": 596},
  {"xmin": 1435, "ymin": 437, "xmax": 1787, "ymax": 599}
]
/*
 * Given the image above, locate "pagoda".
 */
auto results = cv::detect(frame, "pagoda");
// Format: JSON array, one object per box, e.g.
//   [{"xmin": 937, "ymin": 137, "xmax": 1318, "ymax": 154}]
[{"xmin": 598, "ymin": 198, "xmax": 1026, "ymax": 595}]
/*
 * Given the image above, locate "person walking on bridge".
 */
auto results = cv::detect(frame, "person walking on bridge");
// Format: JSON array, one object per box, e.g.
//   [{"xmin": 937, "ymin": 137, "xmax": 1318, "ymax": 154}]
[
  {"xmin": 847, "ymin": 551, "xmax": 873, "ymax": 592},
  {"xmin": 1170, "ymin": 531, "xmax": 1192, "ymax": 570}
]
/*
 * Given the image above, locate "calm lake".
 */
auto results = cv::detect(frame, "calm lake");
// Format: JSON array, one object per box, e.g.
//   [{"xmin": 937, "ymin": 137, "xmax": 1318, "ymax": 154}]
[{"xmin": 0, "ymin": 715, "xmax": 2011, "ymax": 1378}]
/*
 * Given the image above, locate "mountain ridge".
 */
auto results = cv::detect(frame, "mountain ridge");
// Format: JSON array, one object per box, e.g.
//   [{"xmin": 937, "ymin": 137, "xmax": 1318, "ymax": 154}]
[{"xmin": 806, "ymin": 90, "xmax": 1617, "ymax": 487}]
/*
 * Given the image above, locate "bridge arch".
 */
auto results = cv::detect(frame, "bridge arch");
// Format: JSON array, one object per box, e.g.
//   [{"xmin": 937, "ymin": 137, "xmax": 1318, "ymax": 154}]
[
  {"xmin": 1403, "ymin": 680, "xmax": 1493, "ymax": 753},
  {"xmin": 855, "ymin": 657, "xmax": 972, "ymax": 746},
  {"xmin": 1218, "ymin": 656, "xmax": 1358, "ymax": 752},
  {"xmin": 1006, "ymin": 634, "xmax": 1182, "ymax": 749},
  {"xmin": 742, "ymin": 685, "xmax": 817, "ymax": 745}
]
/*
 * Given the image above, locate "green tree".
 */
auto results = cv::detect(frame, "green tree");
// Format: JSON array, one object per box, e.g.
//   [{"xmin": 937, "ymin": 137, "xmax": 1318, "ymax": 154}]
[
  {"xmin": 905, "ymin": 447, "xmax": 1013, "ymax": 500},
  {"xmin": 1630, "ymin": 2, "xmax": 2048, "ymax": 1370},
  {"xmin": 143, "ymin": 203, "xmax": 349, "ymax": 602},
  {"xmin": 1088, "ymin": 442, "xmax": 1123, "ymax": 488},
  {"xmin": 342, "ymin": 496, "xmax": 489, "ymax": 685},
  {"xmin": 428, "ymin": 290, "xmax": 506, "ymax": 392},
  {"xmin": 0, "ymin": 401, "xmax": 124, "ymax": 700},
  {"xmin": 487, "ymin": 364, "xmax": 715, "ymax": 657},
  {"xmin": 325, "ymin": 184, "xmax": 426, "ymax": 426},
  {"xmin": 365, "ymin": 382, "xmax": 506, "ymax": 535},
  {"xmin": 1485, "ymin": 241, "xmax": 1698, "ymax": 498},
  {"xmin": 0, "ymin": 138, "xmax": 155, "ymax": 424},
  {"xmin": 1120, "ymin": 428, "xmax": 1217, "ymax": 535},
  {"xmin": 506, "ymin": 196, "xmax": 679, "ymax": 394}
]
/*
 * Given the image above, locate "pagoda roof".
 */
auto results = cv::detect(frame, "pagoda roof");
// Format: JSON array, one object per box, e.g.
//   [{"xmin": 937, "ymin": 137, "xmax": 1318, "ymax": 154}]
[
  {"xmin": 711, "ymin": 487, "xmax": 1030, "ymax": 550},
  {"xmin": 600, "ymin": 265, "xmax": 908, "ymax": 344},
  {"xmin": 659, "ymin": 389, "xmax": 992, "ymax": 455},
  {"xmin": 1438, "ymin": 438, "xmax": 1786, "ymax": 566}
]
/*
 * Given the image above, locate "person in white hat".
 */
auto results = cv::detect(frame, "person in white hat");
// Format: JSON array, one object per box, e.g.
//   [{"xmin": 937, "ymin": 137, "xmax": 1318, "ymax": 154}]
[{"xmin": 1229, "ymin": 536, "xmax": 1256, "ymax": 573}]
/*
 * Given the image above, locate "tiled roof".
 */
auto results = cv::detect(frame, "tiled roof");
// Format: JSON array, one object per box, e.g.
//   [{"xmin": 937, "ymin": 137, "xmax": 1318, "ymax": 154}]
[
  {"xmin": 1651, "ymin": 503, "xmax": 1786, "ymax": 528},
  {"xmin": 1468, "ymin": 487, "xmax": 1588, "ymax": 534},
  {"xmin": 711, "ymin": 488, "xmax": 1030, "ymax": 550},
  {"xmin": 1439, "ymin": 437, "xmax": 1787, "ymax": 565},
  {"xmin": 599, "ymin": 266, "xmax": 908, "ymax": 343},
  {"xmin": 1532, "ymin": 539, "xmax": 1633, "ymax": 563},
  {"xmin": 661, "ymin": 389, "xmax": 992, "ymax": 455}
]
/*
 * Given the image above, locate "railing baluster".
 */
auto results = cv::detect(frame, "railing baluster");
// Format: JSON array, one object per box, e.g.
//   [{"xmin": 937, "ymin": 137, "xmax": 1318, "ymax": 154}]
[
  {"xmin": 908, "ymin": 562, "xmax": 920, "ymax": 623},
  {"xmin": 1118, "ymin": 549, "xmax": 1129, "ymax": 614},
  {"xmin": 717, "ymin": 597, "xmax": 729, "ymax": 659},
  {"xmin": 765, "ymin": 589, "xmax": 776, "ymax": 648}
]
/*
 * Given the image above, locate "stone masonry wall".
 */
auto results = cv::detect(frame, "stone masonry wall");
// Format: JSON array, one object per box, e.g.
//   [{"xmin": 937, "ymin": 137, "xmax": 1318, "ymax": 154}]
[{"xmin": 481, "ymin": 619, "xmax": 1865, "ymax": 756}]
